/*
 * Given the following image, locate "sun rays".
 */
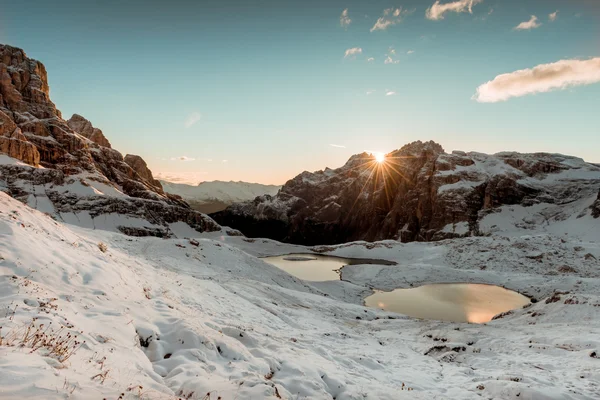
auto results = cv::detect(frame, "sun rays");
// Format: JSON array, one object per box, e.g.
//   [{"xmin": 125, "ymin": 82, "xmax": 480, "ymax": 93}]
[{"xmin": 337, "ymin": 151, "xmax": 417, "ymax": 214}]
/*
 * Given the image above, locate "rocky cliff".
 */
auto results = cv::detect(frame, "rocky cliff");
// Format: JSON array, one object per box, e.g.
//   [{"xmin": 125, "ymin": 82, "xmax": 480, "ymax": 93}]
[
  {"xmin": 212, "ymin": 141, "xmax": 600, "ymax": 245},
  {"xmin": 0, "ymin": 44, "xmax": 219, "ymax": 236}
]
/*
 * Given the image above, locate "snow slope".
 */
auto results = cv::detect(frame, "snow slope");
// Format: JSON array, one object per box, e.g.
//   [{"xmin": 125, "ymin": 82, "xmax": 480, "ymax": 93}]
[
  {"xmin": 160, "ymin": 181, "xmax": 281, "ymax": 213},
  {"xmin": 1, "ymin": 191, "xmax": 600, "ymax": 399}
]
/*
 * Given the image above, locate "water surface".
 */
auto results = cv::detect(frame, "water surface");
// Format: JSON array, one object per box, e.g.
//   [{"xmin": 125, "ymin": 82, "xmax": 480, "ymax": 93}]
[
  {"xmin": 262, "ymin": 253, "xmax": 394, "ymax": 282},
  {"xmin": 365, "ymin": 283, "xmax": 530, "ymax": 323}
]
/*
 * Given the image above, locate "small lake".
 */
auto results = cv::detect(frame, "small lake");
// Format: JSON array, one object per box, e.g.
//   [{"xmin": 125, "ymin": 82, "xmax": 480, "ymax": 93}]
[
  {"xmin": 365, "ymin": 283, "xmax": 531, "ymax": 323},
  {"xmin": 261, "ymin": 253, "xmax": 395, "ymax": 282}
]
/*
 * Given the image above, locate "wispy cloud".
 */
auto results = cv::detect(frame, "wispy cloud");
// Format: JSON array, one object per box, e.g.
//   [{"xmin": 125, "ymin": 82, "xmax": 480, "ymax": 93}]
[
  {"xmin": 384, "ymin": 48, "xmax": 400, "ymax": 64},
  {"xmin": 370, "ymin": 7, "xmax": 412, "ymax": 32},
  {"xmin": 384, "ymin": 56, "xmax": 399, "ymax": 64},
  {"xmin": 407, "ymin": 50, "xmax": 415, "ymax": 54},
  {"xmin": 340, "ymin": 8, "xmax": 352, "ymax": 28},
  {"xmin": 473, "ymin": 57, "xmax": 600, "ymax": 103},
  {"xmin": 344, "ymin": 47, "xmax": 363, "ymax": 58},
  {"xmin": 366, "ymin": 89, "xmax": 376, "ymax": 95},
  {"xmin": 514, "ymin": 15, "xmax": 541, "ymax": 30},
  {"xmin": 184, "ymin": 112, "xmax": 201, "ymax": 128},
  {"xmin": 549, "ymin": 11, "xmax": 558, "ymax": 22},
  {"xmin": 329, "ymin": 144, "xmax": 346, "ymax": 148},
  {"xmin": 222, "ymin": 159, "xmax": 228, "ymax": 163},
  {"xmin": 171, "ymin": 156, "xmax": 196, "ymax": 162},
  {"xmin": 426, "ymin": 0, "xmax": 482, "ymax": 21},
  {"xmin": 367, "ymin": 57, "xmax": 375, "ymax": 62},
  {"xmin": 386, "ymin": 90, "xmax": 397, "ymax": 96}
]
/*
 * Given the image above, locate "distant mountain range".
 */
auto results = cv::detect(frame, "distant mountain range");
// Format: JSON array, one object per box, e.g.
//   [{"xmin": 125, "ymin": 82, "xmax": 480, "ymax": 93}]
[{"xmin": 160, "ymin": 180, "xmax": 281, "ymax": 213}]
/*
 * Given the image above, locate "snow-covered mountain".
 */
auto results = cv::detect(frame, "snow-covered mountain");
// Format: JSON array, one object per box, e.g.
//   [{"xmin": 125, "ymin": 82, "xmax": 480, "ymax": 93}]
[
  {"xmin": 0, "ymin": 44, "xmax": 220, "ymax": 237},
  {"xmin": 161, "ymin": 180, "xmax": 280, "ymax": 213},
  {"xmin": 1, "ymin": 43, "xmax": 600, "ymax": 400},
  {"xmin": 213, "ymin": 141, "xmax": 600, "ymax": 245}
]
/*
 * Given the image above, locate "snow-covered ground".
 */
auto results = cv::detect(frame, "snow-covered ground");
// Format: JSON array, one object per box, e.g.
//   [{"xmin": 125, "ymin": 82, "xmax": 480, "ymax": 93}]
[{"xmin": 1, "ymin": 191, "xmax": 600, "ymax": 399}]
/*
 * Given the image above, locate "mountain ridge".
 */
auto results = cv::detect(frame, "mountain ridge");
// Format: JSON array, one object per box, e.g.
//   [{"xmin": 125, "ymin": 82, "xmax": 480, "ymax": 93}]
[
  {"xmin": 0, "ymin": 43, "xmax": 220, "ymax": 237},
  {"xmin": 212, "ymin": 140, "xmax": 600, "ymax": 245}
]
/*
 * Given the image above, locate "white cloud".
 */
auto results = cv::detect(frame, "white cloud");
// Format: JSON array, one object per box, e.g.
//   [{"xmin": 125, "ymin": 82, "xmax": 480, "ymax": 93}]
[
  {"xmin": 384, "ymin": 48, "xmax": 400, "ymax": 64},
  {"xmin": 514, "ymin": 15, "xmax": 541, "ymax": 30},
  {"xmin": 426, "ymin": 0, "xmax": 482, "ymax": 21},
  {"xmin": 344, "ymin": 47, "xmax": 362, "ymax": 58},
  {"xmin": 549, "ymin": 11, "xmax": 558, "ymax": 22},
  {"xmin": 171, "ymin": 156, "xmax": 196, "ymax": 162},
  {"xmin": 222, "ymin": 159, "xmax": 228, "ymax": 163},
  {"xmin": 329, "ymin": 144, "xmax": 346, "ymax": 148},
  {"xmin": 367, "ymin": 57, "xmax": 375, "ymax": 62},
  {"xmin": 473, "ymin": 57, "xmax": 600, "ymax": 103},
  {"xmin": 184, "ymin": 112, "xmax": 201, "ymax": 128},
  {"xmin": 407, "ymin": 50, "xmax": 415, "ymax": 54},
  {"xmin": 366, "ymin": 89, "xmax": 376, "ymax": 95},
  {"xmin": 370, "ymin": 7, "xmax": 411, "ymax": 32},
  {"xmin": 386, "ymin": 91, "xmax": 397, "ymax": 96},
  {"xmin": 340, "ymin": 9, "xmax": 352, "ymax": 28}
]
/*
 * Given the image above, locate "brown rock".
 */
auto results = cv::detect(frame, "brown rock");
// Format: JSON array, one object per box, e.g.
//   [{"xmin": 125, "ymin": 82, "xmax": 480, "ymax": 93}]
[
  {"xmin": 67, "ymin": 114, "xmax": 111, "ymax": 148},
  {"xmin": 0, "ymin": 44, "xmax": 219, "ymax": 237},
  {"xmin": 124, "ymin": 154, "xmax": 162, "ymax": 190},
  {"xmin": 0, "ymin": 109, "xmax": 39, "ymax": 165}
]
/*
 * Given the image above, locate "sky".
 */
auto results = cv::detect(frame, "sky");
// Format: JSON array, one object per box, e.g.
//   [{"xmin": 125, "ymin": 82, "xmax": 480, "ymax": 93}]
[{"xmin": 1, "ymin": 0, "xmax": 599, "ymax": 185}]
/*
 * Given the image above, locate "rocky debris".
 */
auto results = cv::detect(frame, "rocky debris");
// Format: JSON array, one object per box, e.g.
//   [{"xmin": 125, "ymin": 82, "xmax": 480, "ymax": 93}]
[
  {"xmin": 67, "ymin": 114, "xmax": 111, "ymax": 148},
  {"xmin": 0, "ymin": 43, "xmax": 220, "ymax": 236},
  {"xmin": 212, "ymin": 140, "xmax": 600, "ymax": 245}
]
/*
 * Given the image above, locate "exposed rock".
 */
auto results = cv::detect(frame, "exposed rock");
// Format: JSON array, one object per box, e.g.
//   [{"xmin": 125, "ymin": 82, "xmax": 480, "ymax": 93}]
[
  {"xmin": 212, "ymin": 141, "xmax": 600, "ymax": 245},
  {"xmin": 124, "ymin": 154, "xmax": 162, "ymax": 190},
  {"xmin": 0, "ymin": 43, "xmax": 220, "ymax": 236},
  {"xmin": 0, "ymin": 44, "xmax": 60, "ymax": 119},
  {"xmin": 0, "ymin": 109, "xmax": 40, "ymax": 165},
  {"xmin": 67, "ymin": 114, "xmax": 111, "ymax": 148},
  {"xmin": 592, "ymin": 190, "xmax": 600, "ymax": 218}
]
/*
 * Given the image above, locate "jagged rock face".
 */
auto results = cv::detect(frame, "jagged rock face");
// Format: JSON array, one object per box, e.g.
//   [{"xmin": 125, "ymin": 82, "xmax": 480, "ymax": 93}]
[
  {"xmin": 124, "ymin": 154, "xmax": 162, "ymax": 190},
  {"xmin": 0, "ymin": 109, "xmax": 40, "ymax": 165},
  {"xmin": 212, "ymin": 141, "xmax": 600, "ymax": 245},
  {"xmin": 1, "ymin": 44, "xmax": 59, "ymax": 119},
  {"xmin": 67, "ymin": 114, "xmax": 111, "ymax": 148},
  {"xmin": 0, "ymin": 44, "xmax": 220, "ymax": 236}
]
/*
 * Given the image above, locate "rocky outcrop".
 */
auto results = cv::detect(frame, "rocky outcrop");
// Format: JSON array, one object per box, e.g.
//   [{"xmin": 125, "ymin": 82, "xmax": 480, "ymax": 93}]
[
  {"xmin": 124, "ymin": 154, "xmax": 162, "ymax": 190},
  {"xmin": 67, "ymin": 114, "xmax": 111, "ymax": 148},
  {"xmin": 0, "ymin": 109, "xmax": 40, "ymax": 165},
  {"xmin": 212, "ymin": 141, "xmax": 600, "ymax": 245},
  {"xmin": 0, "ymin": 43, "xmax": 220, "ymax": 236},
  {"xmin": 592, "ymin": 190, "xmax": 600, "ymax": 219}
]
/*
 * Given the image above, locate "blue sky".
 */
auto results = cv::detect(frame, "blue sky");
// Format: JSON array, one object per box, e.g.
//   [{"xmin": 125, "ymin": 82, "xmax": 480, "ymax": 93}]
[{"xmin": 1, "ymin": 0, "xmax": 599, "ymax": 184}]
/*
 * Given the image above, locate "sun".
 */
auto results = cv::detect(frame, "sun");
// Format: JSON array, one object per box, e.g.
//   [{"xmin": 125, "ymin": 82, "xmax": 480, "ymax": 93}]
[{"xmin": 375, "ymin": 152, "xmax": 385, "ymax": 163}]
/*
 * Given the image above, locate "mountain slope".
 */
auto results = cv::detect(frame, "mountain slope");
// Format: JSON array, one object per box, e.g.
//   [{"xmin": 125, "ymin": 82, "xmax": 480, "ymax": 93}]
[
  {"xmin": 212, "ymin": 141, "xmax": 600, "ymax": 245},
  {"xmin": 2, "ymin": 188, "xmax": 600, "ymax": 399},
  {"xmin": 161, "ymin": 180, "xmax": 280, "ymax": 213},
  {"xmin": 0, "ymin": 44, "xmax": 219, "ymax": 237}
]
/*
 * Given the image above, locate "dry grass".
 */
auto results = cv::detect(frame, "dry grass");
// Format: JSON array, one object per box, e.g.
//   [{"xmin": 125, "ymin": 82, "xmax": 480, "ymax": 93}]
[{"xmin": 0, "ymin": 318, "xmax": 84, "ymax": 363}]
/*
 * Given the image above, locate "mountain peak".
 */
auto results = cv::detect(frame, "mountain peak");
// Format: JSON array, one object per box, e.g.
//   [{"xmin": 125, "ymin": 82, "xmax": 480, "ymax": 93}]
[{"xmin": 0, "ymin": 43, "xmax": 220, "ymax": 237}]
